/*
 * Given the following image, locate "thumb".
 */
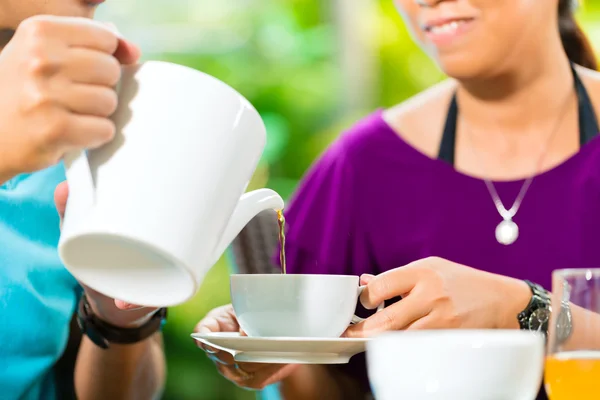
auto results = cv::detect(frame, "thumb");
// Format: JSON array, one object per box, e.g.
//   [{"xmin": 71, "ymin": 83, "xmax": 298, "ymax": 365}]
[
  {"xmin": 360, "ymin": 273, "xmax": 375, "ymax": 285},
  {"xmin": 114, "ymin": 299, "xmax": 145, "ymax": 311},
  {"xmin": 101, "ymin": 22, "xmax": 141, "ymax": 65}
]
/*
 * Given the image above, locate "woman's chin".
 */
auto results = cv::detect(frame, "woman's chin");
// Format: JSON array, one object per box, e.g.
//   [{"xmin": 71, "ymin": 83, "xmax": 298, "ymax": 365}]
[{"xmin": 433, "ymin": 55, "xmax": 492, "ymax": 81}]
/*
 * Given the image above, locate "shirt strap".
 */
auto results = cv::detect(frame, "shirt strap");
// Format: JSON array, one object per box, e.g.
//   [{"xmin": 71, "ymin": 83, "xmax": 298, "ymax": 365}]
[{"xmin": 437, "ymin": 64, "xmax": 600, "ymax": 165}]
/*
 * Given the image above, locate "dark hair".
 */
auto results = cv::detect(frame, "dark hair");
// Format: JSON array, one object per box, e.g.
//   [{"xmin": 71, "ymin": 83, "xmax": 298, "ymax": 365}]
[{"xmin": 558, "ymin": 0, "xmax": 597, "ymax": 70}]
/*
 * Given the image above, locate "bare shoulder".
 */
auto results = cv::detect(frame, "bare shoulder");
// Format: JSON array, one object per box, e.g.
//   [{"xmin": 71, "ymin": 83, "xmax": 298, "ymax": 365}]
[
  {"xmin": 382, "ymin": 79, "xmax": 456, "ymax": 158},
  {"xmin": 576, "ymin": 65, "xmax": 600, "ymax": 118}
]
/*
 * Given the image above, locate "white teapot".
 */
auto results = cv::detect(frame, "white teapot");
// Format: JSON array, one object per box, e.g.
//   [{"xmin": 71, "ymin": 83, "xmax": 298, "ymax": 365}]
[{"xmin": 59, "ymin": 61, "xmax": 284, "ymax": 307}]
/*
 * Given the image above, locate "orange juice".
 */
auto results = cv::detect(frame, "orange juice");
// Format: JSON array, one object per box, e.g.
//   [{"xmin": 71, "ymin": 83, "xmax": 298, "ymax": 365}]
[{"xmin": 545, "ymin": 351, "xmax": 600, "ymax": 400}]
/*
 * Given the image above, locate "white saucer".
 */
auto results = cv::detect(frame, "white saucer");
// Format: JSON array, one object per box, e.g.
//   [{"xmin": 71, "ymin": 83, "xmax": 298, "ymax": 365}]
[{"xmin": 191, "ymin": 332, "xmax": 369, "ymax": 364}]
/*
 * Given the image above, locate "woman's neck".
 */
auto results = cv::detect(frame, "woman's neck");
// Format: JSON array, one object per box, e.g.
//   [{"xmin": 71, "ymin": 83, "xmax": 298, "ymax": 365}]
[
  {"xmin": 456, "ymin": 46, "xmax": 575, "ymax": 137},
  {"xmin": 450, "ymin": 38, "xmax": 583, "ymax": 180}
]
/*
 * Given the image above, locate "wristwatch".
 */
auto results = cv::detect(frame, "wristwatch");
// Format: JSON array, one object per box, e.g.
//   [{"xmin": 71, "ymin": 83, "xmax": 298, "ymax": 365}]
[
  {"xmin": 517, "ymin": 280, "xmax": 552, "ymax": 335},
  {"xmin": 76, "ymin": 293, "xmax": 167, "ymax": 349},
  {"xmin": 517, "ymin": 280, "xmax": 573, "ymax": 344}
]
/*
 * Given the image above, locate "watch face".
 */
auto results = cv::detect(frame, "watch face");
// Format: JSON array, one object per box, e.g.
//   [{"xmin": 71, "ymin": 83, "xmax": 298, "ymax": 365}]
[{"xmin": 529, "ymin": 307, "xmax": 551, "ymax": 332}]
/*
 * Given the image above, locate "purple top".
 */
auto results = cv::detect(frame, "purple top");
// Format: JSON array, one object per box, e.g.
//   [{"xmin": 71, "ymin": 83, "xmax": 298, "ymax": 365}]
[{"xmin": 278, "ymin": 110, "xmax": 600, "ymax": 395}]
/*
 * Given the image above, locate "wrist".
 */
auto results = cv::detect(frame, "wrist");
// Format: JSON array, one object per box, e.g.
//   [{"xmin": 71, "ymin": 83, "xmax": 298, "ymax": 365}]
[
  {"xmin": 85, "ymin": 294, "xmax": 156, "ymax": 329},
  {"xmin": 493, "ymin": 275, "xmax": 531, "ymax": 329},
  {"xmin": 91, "ymin": 306, "xmax": 158, "ymax": 329},
  {"xmin": 77, "ymin": 294, "xmax": 167, "ymax": 349}
]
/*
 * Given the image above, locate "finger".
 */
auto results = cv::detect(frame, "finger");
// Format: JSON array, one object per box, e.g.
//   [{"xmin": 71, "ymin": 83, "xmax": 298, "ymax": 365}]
[
  {"xmin": 196, "ymin": 340, "xmax": 220, "ymax": 354},
  {"xmin": 405, "ymin": 314, "xmax": 442, "ymax": 331},
  {"xmin": 360, "ymin": 265, "xmax": 421, "ymax": 309},
  {"xmin": 62, "ymin": 114, "xmax": 115, "ymax": 149},
  {"xmin": 22, "ymin": 16, "xmax": 120, "ymax": 55},
  {"xmin": 195, "ymin": 318, "xmax": 219, "ymax": 335},
  {"xmin": 232, "ymin": 362, "xmax": 275, "ymax": 373},
  {"xmin": 206, "ymin": 350, "xmax": 235, "ymax": 366},
  {"xmin": 199, "ymin": 345, "xmax": 228, "ymax": 364},
  {"xmin": 343, "ymin": 295, "xmax": 429, "ymax": 338},
  {"xmin": 216, "ymin": 363, "xmax": 292, "ymax": 390},
  {"xmin": 67, "ymin": 19, "xmax": 140, "ymax": 65},
  {"xmin": 114, "ymin": 299, "xmax": 145, "ymax": 311},
  {"xmin": 23, "ymin": 16, "xmax": 140, "ymax": 65},
  {"xmin": 203, "ymin": 345, "xmax": 221, "ymax": 355},
  {"xmin": 216, "ymin": 364, "xmax": 247, "ymax": 385},
  {"xmin": 194, "ymin": 305, "xmax": 240, "ymax": 335},
  {"xmin": 113, "ymin": 37, "xmax": 141, "ymax": 65},
  {"xmin": 60, "ymin": 83, "xmax": 118, "ymax": 117},
  {"xmin": 196, "ymin": 340, "xmax": 227, "ymax": 362},
  {"xmin": 63, "ymin": 48, "xmax": 121, "ymax": 86},
  {"xmin": 214, "ymin": 313, "xmax": 241, "ymax": 333},
  {"xmin": 54, "ymin": 181, "xmax": 69, "ymax": 219},
  {"xmin": 98, "ymin": 21, "xmax": 141, "ymax": 65},
  {"xmin": 209, "ymin": 304, "xmax": 241, "ymax": 333},
  {"xmin": 360, "ymin": 273, "xmax": 375, "ymax": 285}
]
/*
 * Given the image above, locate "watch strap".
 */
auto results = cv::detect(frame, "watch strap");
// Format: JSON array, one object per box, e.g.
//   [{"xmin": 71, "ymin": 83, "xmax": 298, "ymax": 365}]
[{"xmin": 77, "ymin": 294, "xmax": 167, "ymax": 349}]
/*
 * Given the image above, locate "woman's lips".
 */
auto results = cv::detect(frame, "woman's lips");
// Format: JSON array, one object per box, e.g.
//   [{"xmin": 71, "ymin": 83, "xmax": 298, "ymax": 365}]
[{"xmin": 422, "ymin": 17, "xmax": 476, "ymax": 47}]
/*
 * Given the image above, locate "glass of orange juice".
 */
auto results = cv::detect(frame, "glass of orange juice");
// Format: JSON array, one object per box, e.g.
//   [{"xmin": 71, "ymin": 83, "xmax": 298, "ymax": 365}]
[{"xmin": 545, "ymin": 269, "xmax": 600, "ymax": 400}]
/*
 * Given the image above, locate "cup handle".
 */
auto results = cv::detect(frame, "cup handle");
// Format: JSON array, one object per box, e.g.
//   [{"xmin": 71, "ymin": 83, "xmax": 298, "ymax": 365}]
[{"xmin": 350, "ymin": 285, "xmax": 385, "ymax": 325}]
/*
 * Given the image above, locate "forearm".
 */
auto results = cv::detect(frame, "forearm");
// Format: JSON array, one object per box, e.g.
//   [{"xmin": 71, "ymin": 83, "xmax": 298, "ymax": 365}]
[
  {"xmin": 280, "ymin": 365, "xmax": 364, "ymax": 400},
  {"xmin": 75, "ymin": 333, "xmax": 165, "ymax": 400}
]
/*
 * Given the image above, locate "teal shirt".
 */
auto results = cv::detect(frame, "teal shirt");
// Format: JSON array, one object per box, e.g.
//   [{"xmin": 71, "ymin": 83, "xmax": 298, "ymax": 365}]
[{"xmin": 0, "ymin": 165, "xmax": 80, "ymax": 399}]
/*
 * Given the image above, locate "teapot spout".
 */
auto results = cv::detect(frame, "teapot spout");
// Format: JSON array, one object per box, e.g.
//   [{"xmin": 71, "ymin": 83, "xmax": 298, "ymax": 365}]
[{"xmin": 211, "ymin": 188, "xmax": 284, "ymax": 265}]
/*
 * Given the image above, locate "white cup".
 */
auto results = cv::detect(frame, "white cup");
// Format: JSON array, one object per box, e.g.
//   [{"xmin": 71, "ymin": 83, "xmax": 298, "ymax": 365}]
[
  {"xmin": 230, "ymin": 274, "xmax": 382, "ymax": 338},
  {"xmin": 59, "ymin": 61, "xmax": 284, "ymax": 307},
  {"xmin": 367, "ymin": 330, "xmax": 545, "ymax": 400}
]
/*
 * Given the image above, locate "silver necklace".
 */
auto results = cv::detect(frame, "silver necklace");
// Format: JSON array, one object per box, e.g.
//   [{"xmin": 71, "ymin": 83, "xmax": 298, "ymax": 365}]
[
  {"xmin": 483, "ymin": 176, "xmax": 532, "ymax": 245},
  {"xmin": 462, "ymin": 92, "xmax": 573, "ymax": 246}
]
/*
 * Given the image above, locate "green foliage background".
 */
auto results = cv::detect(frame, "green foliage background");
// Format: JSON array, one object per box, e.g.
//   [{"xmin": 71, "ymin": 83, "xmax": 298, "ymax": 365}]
[{"xmin": 99, "ymin": 1, "xmax": 600, "ymax": 399}]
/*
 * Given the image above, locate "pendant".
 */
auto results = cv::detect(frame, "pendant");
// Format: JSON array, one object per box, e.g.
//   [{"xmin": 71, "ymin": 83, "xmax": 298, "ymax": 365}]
[{"xmin": 495, "ymin": 219, "xmax": 519, "ymax": 245}]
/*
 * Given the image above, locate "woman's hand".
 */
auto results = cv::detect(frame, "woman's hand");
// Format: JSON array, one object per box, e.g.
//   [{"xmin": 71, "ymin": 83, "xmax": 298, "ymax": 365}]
[
  {"xmin": 55, "ymin": 182, "xmax": 158, "ymax": 328},
  {"xmin": 344, "ymin": 257, "xmax": 532, "ymax": 337},
  {"xmin": 194, "ymin": 304, "xmax": 299, "ymax": 390},
  {"xmin": 0, "ymin": 15, "xmax": 140, "ymax": 181}
]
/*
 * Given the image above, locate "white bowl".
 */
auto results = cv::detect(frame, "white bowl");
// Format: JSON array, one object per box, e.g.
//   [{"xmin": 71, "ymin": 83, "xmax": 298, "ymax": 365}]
[{"xmin": 367, "ymin": 330, "xmax": 545, "ymax": 400}]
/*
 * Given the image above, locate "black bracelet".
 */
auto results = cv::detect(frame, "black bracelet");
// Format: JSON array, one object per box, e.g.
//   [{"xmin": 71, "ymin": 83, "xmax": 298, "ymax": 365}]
[{"xmin": 76, "ymin": 294, "xmax": 167, "ymax": 349}]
